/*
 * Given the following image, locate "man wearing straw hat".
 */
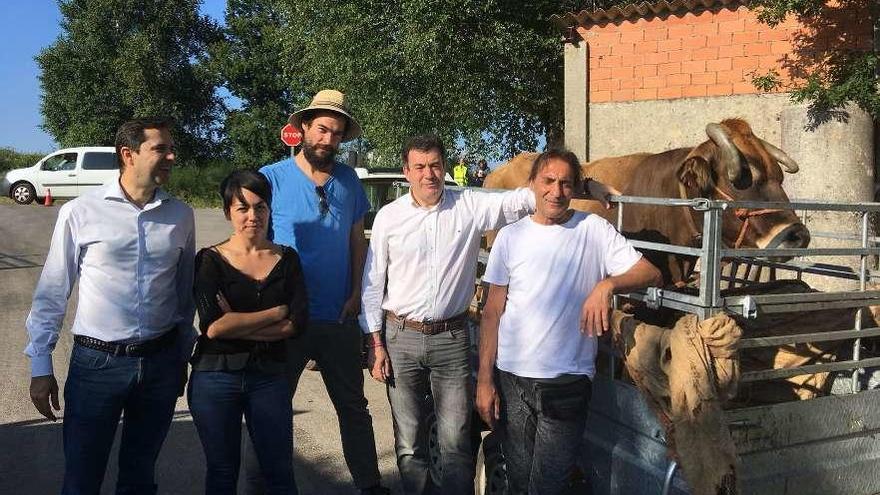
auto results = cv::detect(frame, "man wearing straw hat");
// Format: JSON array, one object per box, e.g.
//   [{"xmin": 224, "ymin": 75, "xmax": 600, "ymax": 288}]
[{"xmin": 246, "ymin": 89, "xmax": 389, "ymax": 495}]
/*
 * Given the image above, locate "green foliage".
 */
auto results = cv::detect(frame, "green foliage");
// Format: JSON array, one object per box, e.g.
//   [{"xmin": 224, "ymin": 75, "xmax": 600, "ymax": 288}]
[
  {"xmin": 0, "ymin": 148, "xmax": 45, "ymax": 174},
  {"xmin": 37, "ymin": 0, "xmax": 224, "ymax": 163},
  {"xmin": 749, "ymin": 0, "xmax": 879, "ymax": 119},
  {"xmin": 164, "ymin": 159, "xmax": 238, "ymax": 207},
  {"xmin": 208, "ymin": 0, "xmax": 294, "ymax": 167},
  {"xmin": 228, "ymin": 0, "xmax": 589, "ymax": 162}
]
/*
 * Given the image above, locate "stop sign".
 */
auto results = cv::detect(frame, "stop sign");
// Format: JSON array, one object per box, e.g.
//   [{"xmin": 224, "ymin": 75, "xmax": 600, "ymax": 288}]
[{"xmin": 280, "ymin": 123, "xmax": 303, "ymax": 147}]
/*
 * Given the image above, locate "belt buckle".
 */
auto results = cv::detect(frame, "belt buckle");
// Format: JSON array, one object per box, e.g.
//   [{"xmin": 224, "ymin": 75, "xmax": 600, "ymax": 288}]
[{"xmin": 123, "ymin": 343, "xmax": 139, "ymax": 356}]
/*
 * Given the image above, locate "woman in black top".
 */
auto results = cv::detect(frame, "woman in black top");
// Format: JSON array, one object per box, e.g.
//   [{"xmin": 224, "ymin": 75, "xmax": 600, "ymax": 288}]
[{"xmin": 189, "ymin": 170, "xmax": 307, "ymax": 495}]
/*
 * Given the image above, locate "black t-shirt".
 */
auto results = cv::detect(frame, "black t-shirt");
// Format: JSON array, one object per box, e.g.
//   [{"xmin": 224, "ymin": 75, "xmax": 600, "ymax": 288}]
[{"xmin": 192, "ymin": 245, "xmax": 308, "ymax": 372}]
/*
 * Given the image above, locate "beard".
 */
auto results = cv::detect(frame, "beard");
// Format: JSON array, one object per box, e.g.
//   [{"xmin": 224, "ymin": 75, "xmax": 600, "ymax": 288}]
[{"xmin": 302, "ymin": 139, "xmax": 338, "ymax": 170}]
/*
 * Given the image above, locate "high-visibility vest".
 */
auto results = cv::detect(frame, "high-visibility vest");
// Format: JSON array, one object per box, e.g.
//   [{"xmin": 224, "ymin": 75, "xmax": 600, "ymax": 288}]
[{"xmin": 453, "ymin": 164, "xmax": 468, "ymax": 186}]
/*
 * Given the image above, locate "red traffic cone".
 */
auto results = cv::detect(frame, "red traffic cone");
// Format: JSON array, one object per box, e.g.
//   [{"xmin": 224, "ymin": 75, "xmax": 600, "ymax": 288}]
[{"xmin": 43, "ymin": 188, "xmax": 54, "ymax": 206}]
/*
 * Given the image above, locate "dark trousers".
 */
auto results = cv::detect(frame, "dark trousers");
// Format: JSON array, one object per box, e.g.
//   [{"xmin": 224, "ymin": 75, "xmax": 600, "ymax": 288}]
[
  {"xmin": 497, "ymin": 370, "xmax": 592, "ymax": 495},
  {"xmin": 188, "ymin": 369, "xmax": 296, "ymax": 495},
  {"xmin": 385, "ymin": 317, "xmax": 474, "ymax": 495},
  {"xmin": 243, "ymin": 320, "xmax": 381, "ymax": 492},
  {"xmin": 61, "ymin": 342, "xmax": 183, "ymax": 495}
]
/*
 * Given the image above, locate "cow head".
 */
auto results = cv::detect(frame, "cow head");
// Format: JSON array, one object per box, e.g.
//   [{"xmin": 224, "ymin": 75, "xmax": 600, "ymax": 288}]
[{"xmin": 675, "ymin": 119, "xmax": 810, "ymax": 254}]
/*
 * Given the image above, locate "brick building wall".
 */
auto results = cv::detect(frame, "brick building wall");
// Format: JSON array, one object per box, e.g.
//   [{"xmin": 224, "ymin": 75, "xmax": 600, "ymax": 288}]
[{"xmin": 578, "ymin": 4, "xmax": 874, "ymax": 104}]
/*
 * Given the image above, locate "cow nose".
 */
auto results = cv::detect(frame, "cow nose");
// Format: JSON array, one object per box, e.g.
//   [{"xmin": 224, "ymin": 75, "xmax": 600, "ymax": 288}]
[{"xmin": 785, "ymin": 223, "xmax": 810, "ymax": 248}]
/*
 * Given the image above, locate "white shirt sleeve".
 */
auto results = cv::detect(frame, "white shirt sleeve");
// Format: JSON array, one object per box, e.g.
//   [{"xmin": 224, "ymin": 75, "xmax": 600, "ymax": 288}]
[
  {"xmin": 600, "ymin": 219, "xmax": 643, "ymax": 277},
  {"xmin": 175, "ymin": 209, "xmax": 198, "ymax": 362},
  {"xmin": 360, "ymin": 210, "xmax": 390, "ymax": 334},
  {"xmin": 24, "ymin": 205, "xmax": 80, "ymax": 377},
  {"xmin": 482, "ymin": 227, "xmax": 511, "ymax": 287},
  {"xmin": 466, "ymin": 187, "xmax": 535, "ymax": 232}
]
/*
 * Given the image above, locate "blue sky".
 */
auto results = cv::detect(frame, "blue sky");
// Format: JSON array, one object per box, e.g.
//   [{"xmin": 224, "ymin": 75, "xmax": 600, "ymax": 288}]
[{"xmin": 0, "ymin": 0, "xmax": 227, "ymax": 153}]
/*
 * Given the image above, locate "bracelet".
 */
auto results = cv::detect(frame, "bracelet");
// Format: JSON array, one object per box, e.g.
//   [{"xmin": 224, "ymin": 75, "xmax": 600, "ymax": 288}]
[{"xmin": 367, "ymin": 340, "xmax": 384, "ymax": 348}]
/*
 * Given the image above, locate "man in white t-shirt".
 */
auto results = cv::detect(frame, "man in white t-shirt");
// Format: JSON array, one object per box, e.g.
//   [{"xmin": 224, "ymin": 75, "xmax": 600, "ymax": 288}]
[{"xmin": 476, "ymin": 148, "xmax": 661, "ymax": 495}]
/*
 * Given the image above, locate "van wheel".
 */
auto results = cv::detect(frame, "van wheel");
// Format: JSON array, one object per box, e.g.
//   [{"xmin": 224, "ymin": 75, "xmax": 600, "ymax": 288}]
[
  {"xmin": 11, "ymin": 182, "xmax": 36, "ymax": 205},
  {"xmin": 475, "ymin": 431, "xmax": 508, "ymax": 495}
]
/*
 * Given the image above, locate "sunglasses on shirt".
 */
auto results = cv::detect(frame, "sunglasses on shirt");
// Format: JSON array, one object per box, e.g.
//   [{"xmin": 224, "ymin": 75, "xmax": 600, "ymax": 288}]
[{"xmin": 315, "ymin": 185, "xmax": 329, "ymax": 216}]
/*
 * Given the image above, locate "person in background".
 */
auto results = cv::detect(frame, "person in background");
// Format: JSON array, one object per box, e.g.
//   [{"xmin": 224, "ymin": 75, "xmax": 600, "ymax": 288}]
[
  {"xmin": 453, "ymin": 156, "xmax": 469, "ymax": 187},
  {"xmin": 189, "ymin": 169, "xmax": 307, "ymax": 494},
  {"xmin": 472, "ymin": 158, "xmax": 490, "ymax": 187}
]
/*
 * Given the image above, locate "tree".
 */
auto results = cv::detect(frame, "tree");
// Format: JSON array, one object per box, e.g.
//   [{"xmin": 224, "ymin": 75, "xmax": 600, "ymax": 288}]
[
  {"xmin": 209, "ymin": 0, "xmax": 303, "ymax": 167},
  {"xmin": 262, "ymin": 0, "xmax": 591, "ymax": 163},
  {"xmin": 37, "ymin": 0, "xmax": 223, "ymax": 162},
  {"xmin": 749, "ymin": 0, "xmax": 879, "ymax": 120}
]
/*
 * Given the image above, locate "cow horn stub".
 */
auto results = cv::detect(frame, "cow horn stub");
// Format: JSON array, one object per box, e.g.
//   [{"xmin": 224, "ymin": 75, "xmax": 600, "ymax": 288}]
[
  {"xmin": 705, "ymin": 123, "xmax": 747, "ymax": 184},
  {"xmin": 759, "ymin": 139, "xmax": 799, "ymax": 173}
]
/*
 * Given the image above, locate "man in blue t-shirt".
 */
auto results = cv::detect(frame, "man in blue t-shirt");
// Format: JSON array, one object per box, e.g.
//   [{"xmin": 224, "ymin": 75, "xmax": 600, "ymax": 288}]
[{"xmin": 247, "ymin": 90, "xmax": 389, "ymax": 495}]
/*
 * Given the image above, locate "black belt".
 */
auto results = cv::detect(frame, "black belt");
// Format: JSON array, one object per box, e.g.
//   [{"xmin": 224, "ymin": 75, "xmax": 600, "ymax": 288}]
[{"xmin": 74, "ymin": 328, "xmax": 177, "ymax": 357}]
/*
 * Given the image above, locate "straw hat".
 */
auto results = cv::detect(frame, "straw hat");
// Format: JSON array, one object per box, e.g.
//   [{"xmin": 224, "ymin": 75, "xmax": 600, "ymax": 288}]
[{"xmin": 288, "ymin": 89, "xmax": 362, "ymax": 142}]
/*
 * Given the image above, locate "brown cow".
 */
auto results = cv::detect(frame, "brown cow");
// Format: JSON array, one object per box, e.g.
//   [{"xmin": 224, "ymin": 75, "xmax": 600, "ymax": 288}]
[{"xmin": 485, "ymin": 119, "xmax": 810, "ymax": 285}]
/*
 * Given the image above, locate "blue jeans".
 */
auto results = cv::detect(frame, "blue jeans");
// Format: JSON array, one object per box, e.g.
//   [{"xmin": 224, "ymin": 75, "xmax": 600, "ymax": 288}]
[
  {"xmin": 62, "ymin": 342, "xmax": 184, "ymax": 495},
  {"xmin": 188, "ymin": 369, "xmax": 296, "ymax": 495},
  {"xmin": 497, "ymin": 370, "xmax": 592, "ymax": 495},
  {"xmin": 385, "ymin": 317, "xmax": 474, "ymax": 494}
]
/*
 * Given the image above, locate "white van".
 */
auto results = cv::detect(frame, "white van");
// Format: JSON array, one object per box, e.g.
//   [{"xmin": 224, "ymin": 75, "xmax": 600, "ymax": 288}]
[{"xmin": 1, "ymin": 147, "xmax": 118, "ymax": 204}]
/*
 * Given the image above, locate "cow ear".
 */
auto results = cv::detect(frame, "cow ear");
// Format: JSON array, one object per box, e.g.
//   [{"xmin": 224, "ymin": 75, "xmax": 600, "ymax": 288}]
[{"xmin": 677, "ymin": 156, "xmax": 714, "ymax": 193}]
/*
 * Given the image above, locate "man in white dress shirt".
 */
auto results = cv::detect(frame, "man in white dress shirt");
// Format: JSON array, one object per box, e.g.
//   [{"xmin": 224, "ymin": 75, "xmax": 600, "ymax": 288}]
[
  {"xmin": 25, "ymin": 117, "xmax": 196, "ymax": 495},
  {"xmin": 359, "ymin": 134, "xmax": 618, "ymax": 493}
]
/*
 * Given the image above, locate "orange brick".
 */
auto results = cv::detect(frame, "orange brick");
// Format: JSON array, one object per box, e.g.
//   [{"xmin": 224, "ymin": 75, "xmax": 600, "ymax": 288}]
[
  {"xmin": 683, "ymin": 85, "xmax": 708, "ymax": 97},
  {"xmin": 634, "ymin": 87, "xmax": 658, "ymax": 100},
  {"xmin": 644, "ymin": 27, "xmax": 668, "ymax": 41},
  {"xmin": 593, "ymin": 30, "xmax": 621, "ymax": 44},
  {"xmin": 591, "ymin": 90, "xmax": 612, "ymax": 103},
  {"xmin": 658, "ymin": 86, "xmax": 683, "ymax": 99},
  {"xmin": 644, "ymin": 52, "xmax": 670, "ymax": 65},
  {"xmin": 719, "ymin": 19, "xmax": 746, "ymax": 34},
  {"xmin": 758, "ymin": 28, "xmax": 792, "ymax": 42},
  {"xmin": 692, "ymin": 72, "xmax": 717, "ymax": 85},
  {"xmin": 589, "ymin": 44, "xmax": 612, "ymax": 57},
  {"xmin": 599, "ymin": 55, "xmax": 622, "ymax": 68},
  {"xmin": 706, "ymin": 58, "xmax": 732, "ymax": 71},
  {"xmin": 635, "ymin": 64, "xmax": 658, "ymax": 77},
  {"xmin": 591, "ymin": 78, "xmax": 619, "ymax": 92},
  {"xmin": 667, "ymin": 49, "xmax": 691, "ymax": 62},
  {"xmin": 732, "ymin": 31, "xmax": 759, "ymax": 45},
  {"xmin": 658, "ymin": 39, "xmax": 682, "ymax": 52},
  {"xmin": 771, "ymin": 40, "xmax": 793, "ymax": 55},
  {"xmin": 745, "ymin": 43, "xmax": 771, "ymax": 56},
  {"xmin": 682, "ymin": 60, "xmax": 707, "ymax": 73},
  {"xmin": 620, "ymin": 54, "xmax": 645, "ymax": 67},
  {"xmin": 758, "ymin": 54, "xmax": 783, "ymax": 70},
  {"xmin": 706, "ymin": 33, "xmax": 733, "ymax": 48},
  {"xmin": 612, "ymin": 88, "xmax": 635, "ymax": 102},
  {"xmin": 612, "ymin": 66, "xmax": 634, "ymax": 79},
  {"xmin": 733, "ymin": 81, "xmax": 759, "ymax": 94},
  {"xmin": 590, "ymin": 67, "xmax": 612, "ymax": 80},
  {"xmin": 683, "ymin": 36, "xmax": 708, "ymax": 49},
  {"xmin": 613, "ymin": 43, "xmax": 635, "ymax": 55},
  {"xmin": 688, "ymin": 11, "xmax": 715, "ymax": 24},
  {"xmin": 635, "ymin": 40, "xmax": 659, "ymax": 53},
  {"xmin": 643, "ymin": 76, "xmax": 664, "ymax": 88},
  {"xmin": 667, "ymin": 73, "xmax": 691, "ymax": 86},
  {"xmin": 716, "ymin": 68, "xmax": 744, "ymax": 84},
  {"xmin": 731, "ymin": 56, "xmax": 759, "ymax": 70},
  {"xmin": 713, "ymin": 7, "xmax": 743, "ymax": 21},
  {"xmin": 693, "ymin": 22, "xmax": 719, "ymax": 37},
  {"xmin": 665, "ymin": 13, "xmax": 691, "ymax": 26},
  {"xmin": 620, "ymin": 30, "xmax": 645, "ymax": 43},
  {"xmin": 706, "ymin": 83, "xmax": 733, "ymax": 96},
  {"xmin": 620, "ymin": 78, "xmax": 642, "ymax": 90},
  {"xmin": 718, "ymin": 44, "xmax": 744, "ymax": 58},
  {"xmin": 668, "ymin": 24, "xmax": 694, "ymax": 39},
  {"xmin": 658, "ymin": 62, "xmax": 682, "ymax": 76},
  {"xmin": 692, "ymin": 47, "xmax": 719, "ymax": 60}
]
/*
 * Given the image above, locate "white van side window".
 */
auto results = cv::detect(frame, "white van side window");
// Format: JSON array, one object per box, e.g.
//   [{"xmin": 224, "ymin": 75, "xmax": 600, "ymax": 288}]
[
  {"xmin": 42, "ymin": 153, "xmax": 78, "ymax": 172},
  {"xmin": 82, "ymin": 152, "xmax": 119, "ymax": 170}
]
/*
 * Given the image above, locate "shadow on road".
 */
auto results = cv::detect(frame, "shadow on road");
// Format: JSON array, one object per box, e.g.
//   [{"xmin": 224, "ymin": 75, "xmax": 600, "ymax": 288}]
[
  {"xmin": 0, "ymin": 411, "xmax": 375, "ymax": 494},
  {"xmin": 0, "ymin": 252, "xmax": 43, "ymax": 270}
]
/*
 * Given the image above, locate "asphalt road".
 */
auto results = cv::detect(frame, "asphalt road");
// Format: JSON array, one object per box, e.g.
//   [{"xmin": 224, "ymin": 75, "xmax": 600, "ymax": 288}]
[{"xmin": 0, "ymin": 203, "xmax": 403, "ymax": 494}]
